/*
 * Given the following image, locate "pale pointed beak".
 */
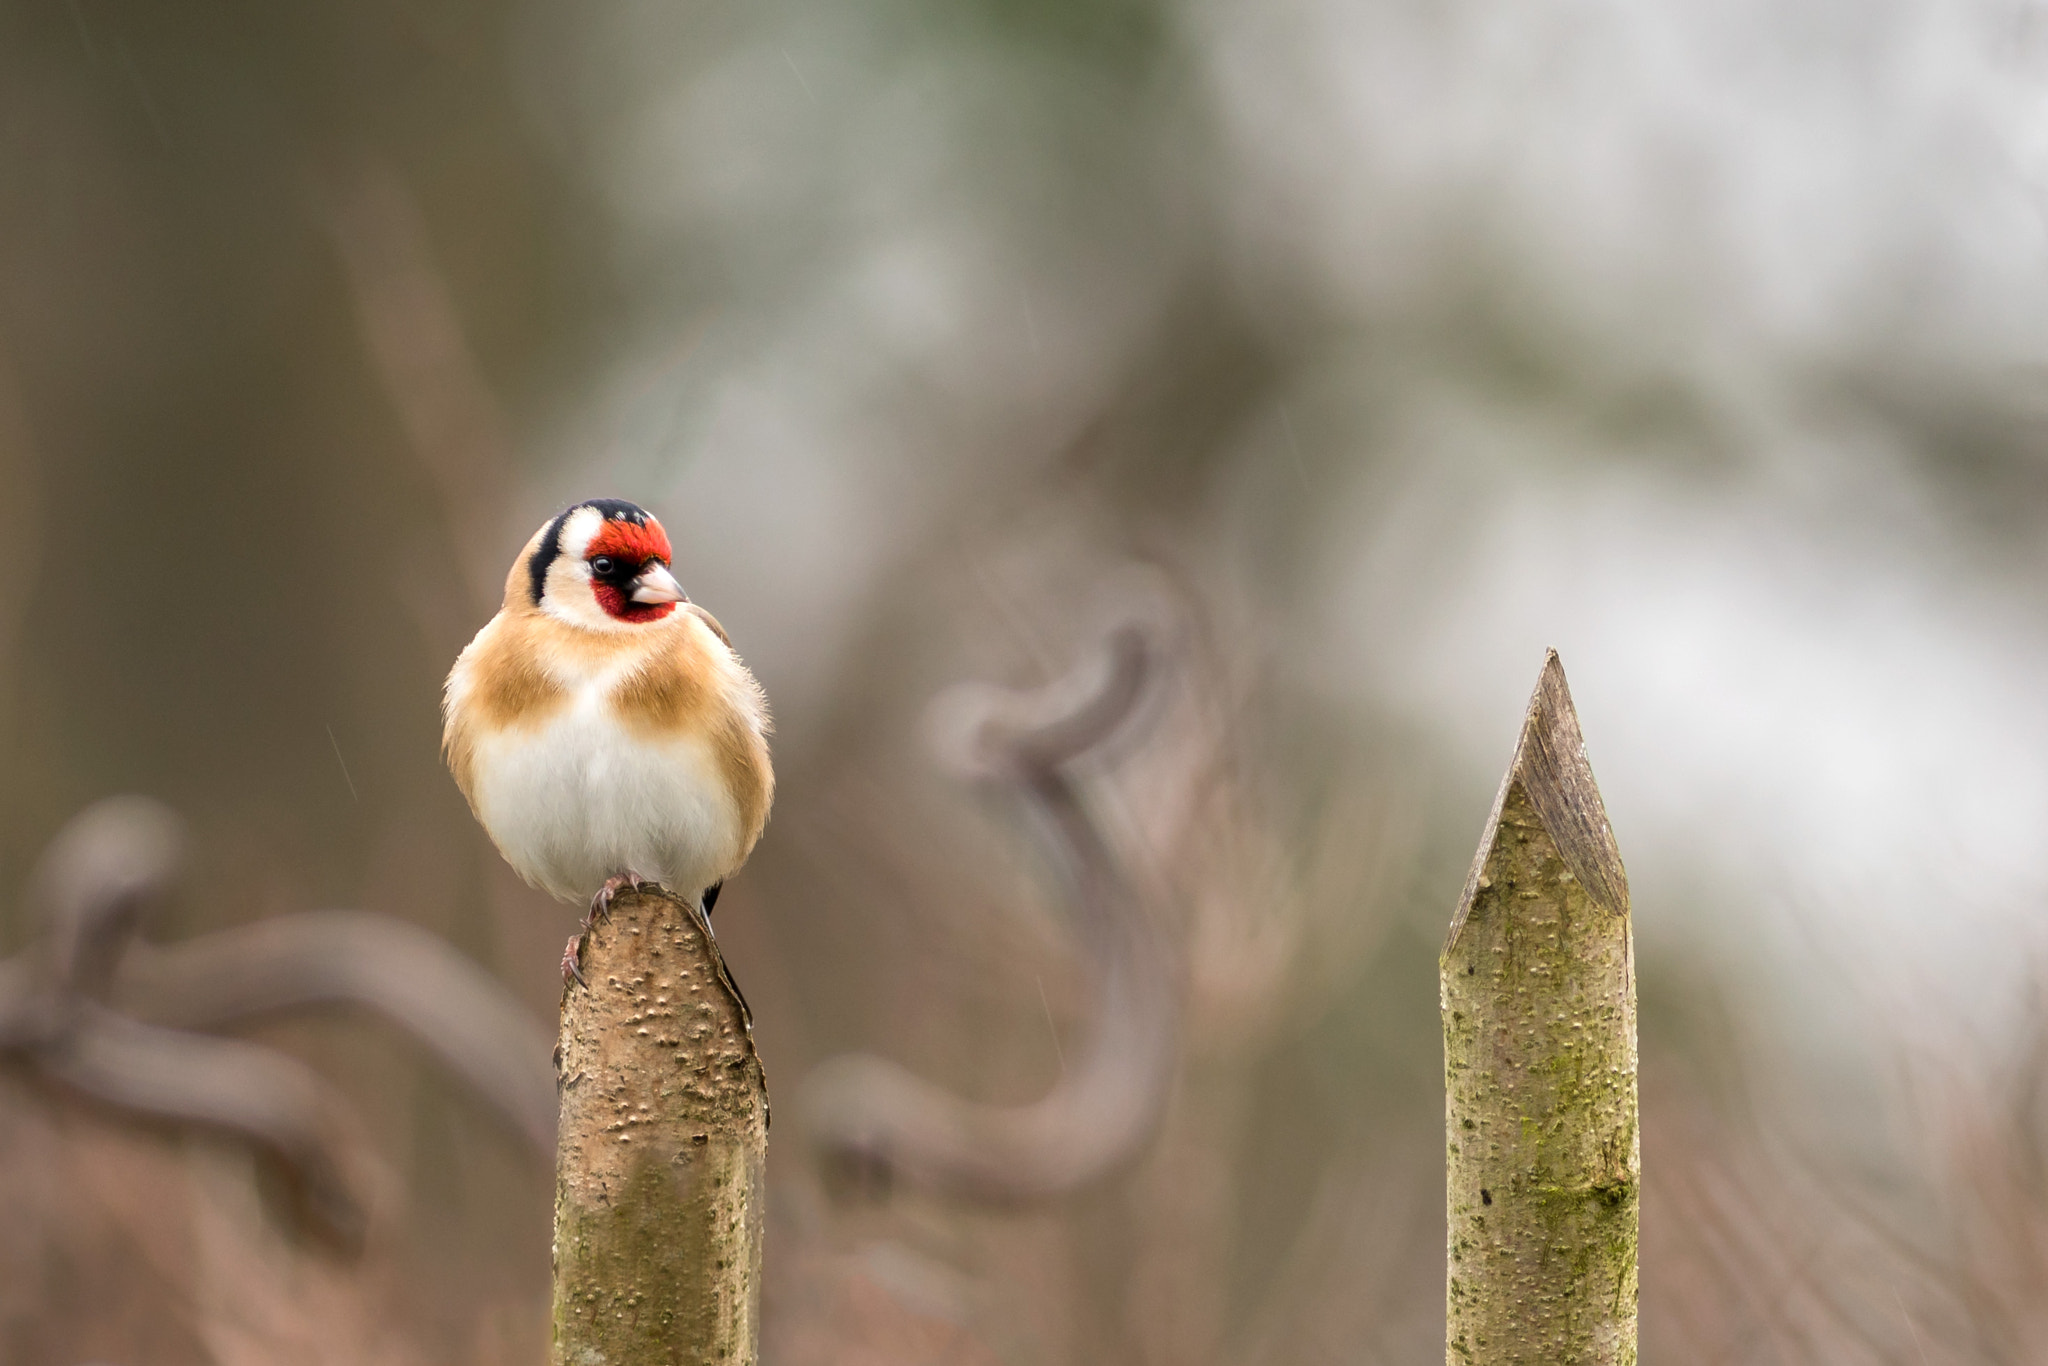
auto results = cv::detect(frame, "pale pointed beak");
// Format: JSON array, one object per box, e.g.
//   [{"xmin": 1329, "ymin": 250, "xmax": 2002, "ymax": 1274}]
[{"xmin": 629, "ymin": 562, "xmax": 686, "ymax": 605}]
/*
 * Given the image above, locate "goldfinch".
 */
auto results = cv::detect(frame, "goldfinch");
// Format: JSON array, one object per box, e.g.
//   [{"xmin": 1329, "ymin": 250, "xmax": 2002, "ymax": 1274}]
[{"xmin": 442, "ymin": 499, "xmax": 772, "ymax": 980}]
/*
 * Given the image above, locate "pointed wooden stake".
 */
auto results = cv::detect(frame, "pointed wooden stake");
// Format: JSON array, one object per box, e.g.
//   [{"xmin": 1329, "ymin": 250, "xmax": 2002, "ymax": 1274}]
[{"xmin": 1442, "ymin": 651, "xmax": 1638, "ymax": 1365}]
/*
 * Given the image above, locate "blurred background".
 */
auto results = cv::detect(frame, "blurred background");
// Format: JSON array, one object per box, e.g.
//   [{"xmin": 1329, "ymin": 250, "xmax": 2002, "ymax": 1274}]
[{"xmin": 6, "ymin": 0, "xmax": 2048, "ymax": 1360}]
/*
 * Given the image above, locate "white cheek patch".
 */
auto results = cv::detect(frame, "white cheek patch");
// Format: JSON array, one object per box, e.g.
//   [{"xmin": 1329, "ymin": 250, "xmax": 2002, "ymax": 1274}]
[
  {"xmin": 557, "ymin": 506, "xmax": 605, "ymax": 560},
  {"xmin": 540, "ymin": 507, "xmax": 624, "ymax": 631}
]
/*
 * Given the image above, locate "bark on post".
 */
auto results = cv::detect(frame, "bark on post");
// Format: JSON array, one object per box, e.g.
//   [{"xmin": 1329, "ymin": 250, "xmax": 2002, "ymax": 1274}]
[
  {"xmin": 552, "ymin": 884, "xmax": 767, "ymax": 1365},
  {"xmin": 1442, "ymin": 651, "xmax": 1637, "ymax": 1365}
]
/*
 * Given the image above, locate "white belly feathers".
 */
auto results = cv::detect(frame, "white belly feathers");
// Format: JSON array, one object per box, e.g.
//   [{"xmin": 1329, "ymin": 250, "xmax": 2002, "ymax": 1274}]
[{"xmin": 468, "ymin": 666, "xmax": 743, "ymax": 903}]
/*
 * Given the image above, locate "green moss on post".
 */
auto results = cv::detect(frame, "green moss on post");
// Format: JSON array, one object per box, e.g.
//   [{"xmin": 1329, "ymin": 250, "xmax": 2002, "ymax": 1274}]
[
  {"xmin": 552, "ymin": 885, "xmax": 767, "ymax": 1365},
  {"xmin": 1442, "ymin": 652, "xmax": 1637, "ymax": 1365}
]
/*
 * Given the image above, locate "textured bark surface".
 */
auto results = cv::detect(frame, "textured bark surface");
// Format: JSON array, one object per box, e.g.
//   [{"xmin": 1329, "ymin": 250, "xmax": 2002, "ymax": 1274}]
[
  {"xmin": 552, "ymin": 885, "xmax": 767, "ymax": 1366},
  {"xmin": 1442, "ymin": 652, "xmax": 1637, "ymax": 1365}
]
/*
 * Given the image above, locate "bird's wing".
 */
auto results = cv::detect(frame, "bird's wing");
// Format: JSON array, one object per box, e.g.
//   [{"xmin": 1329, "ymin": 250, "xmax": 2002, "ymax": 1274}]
[{"xmin": 685, "ymin": 603, "xmax": 732, "ymax": 649}]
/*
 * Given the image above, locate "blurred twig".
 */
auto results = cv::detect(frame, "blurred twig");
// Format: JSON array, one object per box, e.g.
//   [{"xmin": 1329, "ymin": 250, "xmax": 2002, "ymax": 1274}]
[
  {"xmin": 0, "ymin": 337, "xmax": 38, "ymax": 773},
  {"xmin": 312, "ymin": 153, "xmax": 518, "ymax": 614},
  {"xmin": 0, "ymin": 796, "xmax": 555, "ymax": 1251},
  {"xmin": 798, "ymin": 623, "xmax": 1180, "ymax": 1202}
]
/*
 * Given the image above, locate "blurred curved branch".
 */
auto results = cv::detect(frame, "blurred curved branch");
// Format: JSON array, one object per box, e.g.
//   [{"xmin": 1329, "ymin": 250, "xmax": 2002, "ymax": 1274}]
[
  {"xmin": 0, "ymin": 796, "xmax": 555, "ymax": 1250},
  {"xmin": 115, "ymin": 911, "xmax": 556, "ymax": 1156},
  {"xmin": 799, "ymin": 623, "xmax": 1180, "ymax": 1203},
  {"xmin": 36, "ymin": 1003, "xmax": 370, "ymax": 1251}
]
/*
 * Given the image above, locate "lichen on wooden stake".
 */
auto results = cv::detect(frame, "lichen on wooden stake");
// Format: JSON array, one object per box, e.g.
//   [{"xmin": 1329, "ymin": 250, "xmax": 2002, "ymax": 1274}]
[
  {"xmin": 552, "ymin": 884, "xmax": 767, "ymax": 1366},
  {"xmin": 1442, "ymin": 651, "xmax": 1637, "ymax": 1365}
]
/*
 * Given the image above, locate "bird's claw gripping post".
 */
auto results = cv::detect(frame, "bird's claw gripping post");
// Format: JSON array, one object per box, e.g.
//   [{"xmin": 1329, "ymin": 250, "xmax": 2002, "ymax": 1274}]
[
  {"xmin": 568, "ymin": 873, "xmax": 653, "ymax": 988},
  {"xmin": 587, "ymin": 872, "xmax": 647, "ymax": 928}
]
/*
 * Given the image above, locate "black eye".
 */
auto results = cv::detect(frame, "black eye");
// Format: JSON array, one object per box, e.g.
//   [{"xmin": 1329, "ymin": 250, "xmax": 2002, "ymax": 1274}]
[{"xmin": 590, "ymin": 556, "xmax": 617, "ymax": 577}]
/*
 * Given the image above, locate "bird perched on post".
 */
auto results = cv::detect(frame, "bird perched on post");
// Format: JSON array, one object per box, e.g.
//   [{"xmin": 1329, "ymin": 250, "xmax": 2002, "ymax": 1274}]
[{"xmin": 442, "ymin": 498, "xmax": 772, "ymax": 983}]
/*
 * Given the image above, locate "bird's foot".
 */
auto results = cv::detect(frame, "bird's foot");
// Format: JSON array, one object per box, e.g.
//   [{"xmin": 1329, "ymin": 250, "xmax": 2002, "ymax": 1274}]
[
  {"xmin": 568, "ymin": 872, "xmax": 656, "ymax": 988},
  {"xmin": 587, "ymin": 871, "xmax": 650, "ymax": 928}
]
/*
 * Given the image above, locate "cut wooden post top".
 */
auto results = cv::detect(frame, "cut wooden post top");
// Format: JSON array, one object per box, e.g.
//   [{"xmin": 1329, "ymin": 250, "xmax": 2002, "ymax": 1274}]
[{"xmin": 1446, "ymin": 647, "xmax": 1628, "ymax": 954}]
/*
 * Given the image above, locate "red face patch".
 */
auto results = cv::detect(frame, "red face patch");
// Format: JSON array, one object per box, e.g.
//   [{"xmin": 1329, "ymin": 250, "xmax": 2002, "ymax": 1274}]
[
  {"xmin": 587, "ymin": 516, "xmax": 673, "ymax": 565},
  {"xmin": 586, "ymin": 516, "xmax": 678, "ymax": 624}
]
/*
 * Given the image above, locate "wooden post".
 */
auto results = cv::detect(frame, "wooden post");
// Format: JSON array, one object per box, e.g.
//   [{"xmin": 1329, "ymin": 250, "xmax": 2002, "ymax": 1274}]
[
  {"xmin": 1442, "ymin": 651, "xmax": 1637, "ymax": 1365},
  {"xmin": 551, "ymin": 885, "xmax": 767, "ymax": 1365}
]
